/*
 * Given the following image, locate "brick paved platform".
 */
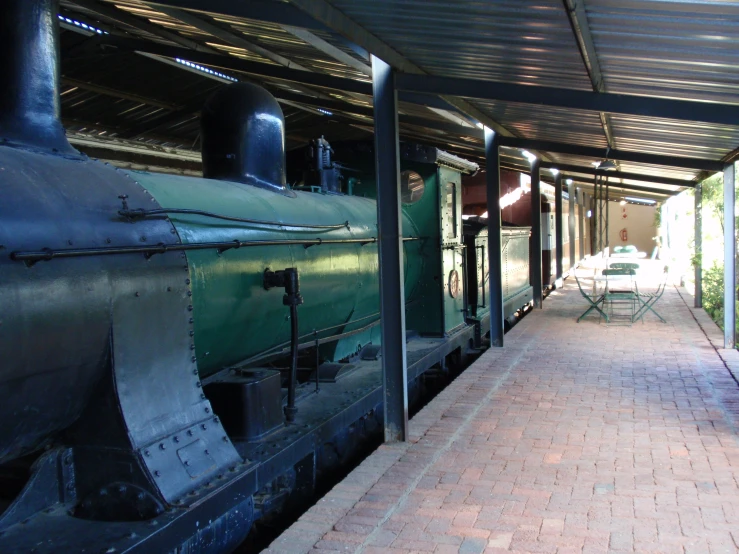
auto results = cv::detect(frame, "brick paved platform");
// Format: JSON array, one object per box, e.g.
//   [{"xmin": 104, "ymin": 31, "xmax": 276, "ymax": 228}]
[{"xmin": 266, "ymin": 278, "xmax": 739, "ymax": 554}]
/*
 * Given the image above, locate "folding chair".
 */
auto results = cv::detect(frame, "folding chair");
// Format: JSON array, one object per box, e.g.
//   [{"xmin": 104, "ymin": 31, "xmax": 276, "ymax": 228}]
[
  {"xmin": 574, "ymin": 272, "xmax": 609, "ymax": 323},
  {"xmin": 633, "ymin": 270, "xmax": 668, "ymax": 323},
  {"xmin": 602, "ymin": 269, "xmax": 637, "ymax": 324}
]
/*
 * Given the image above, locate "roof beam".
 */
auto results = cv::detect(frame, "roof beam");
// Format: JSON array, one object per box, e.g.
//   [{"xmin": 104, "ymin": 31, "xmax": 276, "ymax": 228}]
[
  {"xmin": 117, "ymin": 104, "xmax": 200, "ymax": 139},
  {"xmin": 289, "ymin": 0, "xmax": 423, "ymax": 74},
  {"xmin": 99, "ymin": 36, "xmax": 371, "ymax": 94},
  {"xmin": 566, "ymin": 178, "xmax": 676, "ymax": 198},
  {"xmin": 86, "ymin": 36, "xmax": 486, "ymax": 140},
  {"xmin": 91, "ymin": 35, "xmax": 505, "ymax": 128},
  {"xmin": 145, "ymin": 0, "xmax": 328, "ymax": 31},
  {"xmin": 147, "ymin": 5, "xmax": 311, "ymax": 71},
  {"xmin": 61, "ymin": 77, "xmax": 181, "ymax": 110},
  {"xmin": 563, "ymin": 0, "xmax": 603, "ymax": 93},
  {"xmin": 145, "ymin": 0, "xmax": 370, "ymax": 60},
  {"xmin": 271, "ymin": 91, "xmax": 483, "ymax": 136},
  {"xmin": 146, "ymin": 5, "xmax": 377, "ymax": 108},
  {"xmin": 280, "ymin": 25, "xmax": 371, "ymax": 76},
  {"xmin": 499, "ymin": 137, "xmax": 722, "ymax": 172},
  {"xmin": 76, "ymin": 32, "xmax": 484, "ymax": 138},
  {"xmin": 286, "ymin": 0, "xmax": 517, "ymax": 139},
  {"xmin": 70, "ymin": 0, "xmax": 219, "ymax": 53},
  {"xmin": 395, "ymin": 72, "xmax": 739, "ymax": 127},
  {"xmin": 540, "ymin": 161, "xmax": 693, "ymax": 188},
  {"xmin": 68, "ymin": 131, "xmax": 201, "ymax": 169},
  {"xmin": 62, "ymin": 116, "xmax": 191, "ymax": 145},
  {"xmin": 562, "ymin": 0, "xmax": 616, "ymax": 149}
]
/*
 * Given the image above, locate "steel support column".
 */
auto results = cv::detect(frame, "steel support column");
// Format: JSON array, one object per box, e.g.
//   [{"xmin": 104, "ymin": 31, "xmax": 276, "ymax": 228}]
[
  {"xmin": 724, "ymin": 163, "xmax": 736, "ymax": 349},
  {"xmin": 590, "ymin": 195, "xmax": 596, "ymax": 256},
  {"xmin": 568, "ymin": 179, "xmax": 576, "ymax": 270},
  {"xmin": 579, "ymin": 192, "xmax": 585, "ymax": 260},
  {"xmin": 531, "ymin": 159, "xmax": 543, "ymax": 308},
  {"xmin": 605, "ymin": 177, "xmax": 610, "ymax": 254},
  {"xmin": 555, "ymin": 173, "xmax": 563, "ymax": 284},
  {"xmin": 593, "ymin": 177, "xmax": 600, "ymax": 254},
  {"xmin": 371, "ymin": 55, "xmax": 408, "ymax": 442},
  {"xmin": 484, "ymin": 128, "xmax": 504, "ymax": 347},
  {"xmin": 695, "ymin": 183, "xmax": 702, "ymax": 308}
]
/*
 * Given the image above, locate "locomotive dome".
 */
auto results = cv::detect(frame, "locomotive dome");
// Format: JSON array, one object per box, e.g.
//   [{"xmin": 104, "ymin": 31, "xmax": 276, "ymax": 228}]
[{"xmin": 201, "ymin": 82, "xmax": 288, "ymax": 194}]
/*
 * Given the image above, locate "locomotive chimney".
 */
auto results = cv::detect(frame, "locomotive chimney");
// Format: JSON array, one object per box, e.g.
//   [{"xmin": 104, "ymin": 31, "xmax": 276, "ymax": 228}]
[
  {"xmin": 0, "ymin": 0, "xmax": 74, "ymax": 154},
  {"xmin": 201, "ymin": 83, "xmax": 289, "ymax": 194}
]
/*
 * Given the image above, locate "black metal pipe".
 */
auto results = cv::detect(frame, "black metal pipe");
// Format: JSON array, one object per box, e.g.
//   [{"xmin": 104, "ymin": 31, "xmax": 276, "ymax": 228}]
[
  {"xmin": 263, "ymin": 267, "xmax": 303, "ymax": 423},
  {"xmin": 11, "ymin": 237, "xmax": 420, "ymax": 263},
  {"xmin": 284, "ymin": 268, "xmax": 302, "ymax": 422},
  {"xmin": 285, "ymin": 303, "xmax": 299, "ymax": 422},
  {"xmin": 120, "ymin": 208, "xmax": 349, "ymax": 230},
  {"xmin": 314, "ymin": 331, "xmax": 320, "ymax": 393},
  {"xmin": 0, "ymin": 0, "xmax": 74, "ymax": 154}
]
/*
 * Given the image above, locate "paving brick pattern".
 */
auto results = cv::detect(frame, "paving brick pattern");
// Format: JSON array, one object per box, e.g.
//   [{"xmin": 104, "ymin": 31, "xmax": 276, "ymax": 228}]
[{"xmin": 266, "ymin": 281, "xmax": 739, "ymax": 553}]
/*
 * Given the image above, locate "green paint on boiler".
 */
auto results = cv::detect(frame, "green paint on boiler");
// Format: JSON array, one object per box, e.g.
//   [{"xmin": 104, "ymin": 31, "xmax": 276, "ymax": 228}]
[{"xmin": 125, "ymin": 171, "xmax": 422, "ymax": 377}]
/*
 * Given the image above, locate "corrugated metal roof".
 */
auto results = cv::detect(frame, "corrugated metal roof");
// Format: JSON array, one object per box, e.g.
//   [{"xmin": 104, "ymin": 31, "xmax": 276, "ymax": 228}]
[
  {"xmin": 330, "ymin": 0, "xmax": 594, "ymax": 90},
  {"xmin": 56, "ymin": 0, "xmax": 739, "ymax": 188},
  {"xmin": 608, "ymin": 114, "xmax": 739, "ymax": 160},
  {"xmin": 472, "ymin": 100, "xmax": 607, "ymax": 148},
  {"xmin": 586, "ymin": 0, "xmax": 739, "ymax": 104}
]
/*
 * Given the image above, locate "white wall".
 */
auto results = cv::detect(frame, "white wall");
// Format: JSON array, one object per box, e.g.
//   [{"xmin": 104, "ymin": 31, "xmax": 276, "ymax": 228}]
[{"xmin": 607, "ymin": 201, "xmax": 658, "ymax": 256}]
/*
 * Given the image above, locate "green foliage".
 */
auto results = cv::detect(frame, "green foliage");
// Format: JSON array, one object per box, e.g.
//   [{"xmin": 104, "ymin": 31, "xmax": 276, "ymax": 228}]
[
  {"xmin": 701, "ymin": 262, "xmax": 739, "ymax": 334},
  {"xmin": 696, "ymin": 168, "xmax": 739, "ymax": 340},
  {"xmin": 702, "ymin": 263, "xmax": 725, "ymax": 324},
  {"xmin": 701, "ymin": 173, "xmax": 725, "ymax": 231},
  {"xmin": 691, "ymin": 251, "xmax": 701, "ymax": 269},
  {"xmin": 700, "ymin": 170, "xmax": 739, "ymax": 234}
]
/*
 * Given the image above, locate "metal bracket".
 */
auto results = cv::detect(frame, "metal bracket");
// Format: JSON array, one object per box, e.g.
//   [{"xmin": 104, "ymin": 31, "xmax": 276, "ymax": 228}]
[{"xmin": 0, "ymin": 448, "xmax": 74, "ymax": 530}]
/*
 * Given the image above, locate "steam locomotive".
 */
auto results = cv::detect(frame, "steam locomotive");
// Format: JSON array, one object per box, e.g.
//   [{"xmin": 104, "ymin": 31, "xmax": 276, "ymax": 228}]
[{"xmin": 0, "ymin": 1, "xmax": 533, "ymax": 552}]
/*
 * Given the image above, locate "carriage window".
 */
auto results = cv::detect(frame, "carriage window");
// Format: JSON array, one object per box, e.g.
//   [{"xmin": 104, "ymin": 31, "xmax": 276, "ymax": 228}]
[
  {"xmin": 400, "ymin": 170, "xmax": 424, "ymax": 204},
  {"xmin": 446, "ymin": 182, "xmax": 457, "ymax": 239}
]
